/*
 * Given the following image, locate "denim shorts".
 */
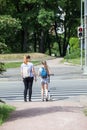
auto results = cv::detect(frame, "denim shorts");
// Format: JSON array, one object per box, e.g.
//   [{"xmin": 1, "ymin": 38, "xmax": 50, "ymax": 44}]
[{"xmin": 41, "ymin": 78, "xmax": 48, "ymax": 84}]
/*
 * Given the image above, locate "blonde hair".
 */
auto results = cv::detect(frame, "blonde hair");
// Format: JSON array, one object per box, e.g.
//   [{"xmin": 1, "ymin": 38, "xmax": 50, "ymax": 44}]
[
  {"xmin": 23, "ymin": 55, "xmax": 31, "ymax": 64},
  {"xmin": 23, "ymin": 56, "xmax": 27, "ymax": 64},
  {"xmin": 42, "ymin": 60, "xmax": 47, "ymax": 65},
  {"xmin": 42, "ymin": 61, "xmax": 49, "ymax": 74}
]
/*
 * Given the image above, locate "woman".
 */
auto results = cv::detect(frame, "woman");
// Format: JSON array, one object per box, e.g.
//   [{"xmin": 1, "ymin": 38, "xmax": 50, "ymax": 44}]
[
  {"xmin": 38, "ymin": 61, "xmax": 50, "ymax": 101},
  {"xmin": 21, "ymin": 55, "xmax": 36, "ymax": 102}
]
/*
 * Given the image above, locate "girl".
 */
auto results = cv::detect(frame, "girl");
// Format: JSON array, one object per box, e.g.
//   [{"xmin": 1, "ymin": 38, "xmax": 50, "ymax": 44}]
[{"xmin": 38, "ymin": 61, "xmax": 50, "ymax": 101}]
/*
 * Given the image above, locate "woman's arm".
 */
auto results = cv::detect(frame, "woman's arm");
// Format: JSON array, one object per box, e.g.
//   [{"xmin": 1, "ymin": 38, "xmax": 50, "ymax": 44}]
[
  {"xmin": 21, "ymin": 65, "xmax": 23, "ymax": 78},
  {"xmin": 38, "ymin": 69, "xmax": 41, "ymax": 77}
]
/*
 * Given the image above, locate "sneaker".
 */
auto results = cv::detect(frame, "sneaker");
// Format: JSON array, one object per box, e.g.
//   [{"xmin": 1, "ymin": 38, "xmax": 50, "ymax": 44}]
[
  {"xmin": 29, "ymin": 99, "xmax": 32, "ymax": 102},
  {"xmin": 24, "ymin": 99, "xmax": 27, "ymax": 102},
  {"xmin": 42, "ymin": 99, "xmax": 44, "ymax": 102},
  {"xmin": 46, "ymin": 98, "xmax": 48, "ymax": 102}
]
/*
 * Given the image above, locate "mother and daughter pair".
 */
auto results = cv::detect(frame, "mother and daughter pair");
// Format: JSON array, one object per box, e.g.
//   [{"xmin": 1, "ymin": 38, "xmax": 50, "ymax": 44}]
[{"xmin": 21, "ymin": 55, "xmax": 51, "ymax": 102}]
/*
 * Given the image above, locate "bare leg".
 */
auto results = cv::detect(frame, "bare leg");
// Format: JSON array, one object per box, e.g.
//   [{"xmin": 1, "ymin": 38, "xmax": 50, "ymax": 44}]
[
  {"xmin": 45, "ymin": 83, "xmax": 48, "ymax": 101},
  {"xmin": 41, "ymin": 83, "xmax": 44, "ymax": 101}
]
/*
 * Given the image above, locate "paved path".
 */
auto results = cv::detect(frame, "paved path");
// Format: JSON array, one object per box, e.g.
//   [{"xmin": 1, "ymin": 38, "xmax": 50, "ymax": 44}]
[{"xmin": 0, "ymin": 101, "xmax": 87, "ymax": 130}]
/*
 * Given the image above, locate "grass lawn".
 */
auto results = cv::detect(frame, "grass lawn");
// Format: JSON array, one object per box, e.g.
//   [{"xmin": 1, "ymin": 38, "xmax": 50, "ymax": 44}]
[
  {"xmin": 64, "ymin": 58, "xmax": 85, "ymax": 65},
  {"xmin": 0, "ymin": 104, "xmax": 15, "ymax": 125},
  {"xmin": 84, "ymin": 109, "xmax": 87, "ymax": 116},
  {"xmin": 0, "ymin": 53, "xmax": 54, "ymax": 69},
  {"xmin": 4, "ymin": 61, "xmax": 40, "ymax": 69}
]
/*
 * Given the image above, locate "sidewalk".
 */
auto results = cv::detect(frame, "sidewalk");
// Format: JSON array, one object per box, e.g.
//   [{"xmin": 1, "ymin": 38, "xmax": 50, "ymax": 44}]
[{"xmin": 0, "ymin": 100, "xmax": 87, "ymax": 130}]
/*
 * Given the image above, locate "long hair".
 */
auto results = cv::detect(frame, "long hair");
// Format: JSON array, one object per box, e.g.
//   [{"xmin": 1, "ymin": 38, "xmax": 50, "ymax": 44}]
[
  {"xmin": 23, "ymin": 55, "xmax": 30, "ymax": 64},
  {"xmin": 42, "ymin": 61, "xmax": 49, "ymax": 74}
]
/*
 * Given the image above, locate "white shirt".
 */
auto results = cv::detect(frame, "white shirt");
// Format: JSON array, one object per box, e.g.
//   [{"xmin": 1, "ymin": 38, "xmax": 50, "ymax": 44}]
[{"xmin": 21, "ymin": 62, "xmax": 34, "ymax": 78}]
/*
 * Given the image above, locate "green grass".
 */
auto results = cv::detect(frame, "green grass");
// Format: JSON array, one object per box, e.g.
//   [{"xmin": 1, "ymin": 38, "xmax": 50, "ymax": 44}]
[
  {"xmin": 84, "ymin": 109, "xmax": 87, "ymax": 116},
  {"xmin": 0, "ymin": 104, "xmax": 15, "ymax": 125},
  {"xmin": 0, "ymin": 53, "xmax": 54, "ymax": 69},
  {"xmin": 4, "ymin": 61, "xmax": 40, "ymax": 69},
  {"xmin": 64, "ymin": 58, "xmax": 85, "ymax": 65}
]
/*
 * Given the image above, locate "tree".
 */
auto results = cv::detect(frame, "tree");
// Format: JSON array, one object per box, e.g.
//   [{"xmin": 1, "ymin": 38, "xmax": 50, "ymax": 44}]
[
  {"xmin": 0, "ymin": 0, "xmax": 81, "ymax": 56},
  {"xmin": 12, "ymin": 0, "xmax": 39, "ymax": 52},
  {"xmin": 0, "ymin": 15, "xmax": 21, "ymax": 53},
  {"xmin": 57, "ymin": 0, "xmax": 80, "ymax": 56},
  {"xmin": 37, "ymin": 8, "xmax": 54, "ymax": 52}
]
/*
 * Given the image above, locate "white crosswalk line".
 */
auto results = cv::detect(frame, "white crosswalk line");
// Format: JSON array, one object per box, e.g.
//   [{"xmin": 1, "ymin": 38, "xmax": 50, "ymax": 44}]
[{"xmin": 0, "ymin": 80, "xmax": 87, "ymax": 102}]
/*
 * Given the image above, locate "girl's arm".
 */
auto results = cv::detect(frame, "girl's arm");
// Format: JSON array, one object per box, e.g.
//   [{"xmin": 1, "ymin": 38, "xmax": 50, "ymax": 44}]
[{"xmin": 32, "ymin": 66, "xmax": 37, "ymax": 81}]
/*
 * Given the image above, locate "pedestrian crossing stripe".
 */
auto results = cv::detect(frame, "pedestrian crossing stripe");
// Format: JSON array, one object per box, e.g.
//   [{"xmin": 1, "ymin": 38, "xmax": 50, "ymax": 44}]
[{"xmin": 0, "ymin": 89, "xmax": 87, "ymax": 102}]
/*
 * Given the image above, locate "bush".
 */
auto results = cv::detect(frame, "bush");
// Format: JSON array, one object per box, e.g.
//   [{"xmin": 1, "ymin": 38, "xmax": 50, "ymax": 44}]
[
  {"xmin": 65, "ymin": 48, "xmax": 81, "ymax": 59},
  {"xmin": 0, "ymin": 42, "xmax": 7, "ymax": 54},
  {"xmin": 0, "ymin": 42, "xmax": 11, "ymax": 54},
  {"xmin": 0, "ymin": 62, "xmax": 6, "ymax": 74},
  {"xmin": 65, "ymin": 37, "xmax": 81, "ymax": 59},
  {"xmin": 0, "ymin": 104, "xmax": 15, "ymax": 125}
]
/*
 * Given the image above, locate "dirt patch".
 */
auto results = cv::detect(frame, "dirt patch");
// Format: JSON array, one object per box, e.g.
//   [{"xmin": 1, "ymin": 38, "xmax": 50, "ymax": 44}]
[{"xmin": 0, "ymin": 53, "xmax": 54, "ymax": 62}]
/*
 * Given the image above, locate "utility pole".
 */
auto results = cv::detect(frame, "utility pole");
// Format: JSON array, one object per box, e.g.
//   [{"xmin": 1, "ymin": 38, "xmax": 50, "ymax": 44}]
[
  {"xmin": 81, "ymin": 0, "xmax": 83, "ymax": 69},
  {"xmin": 84, "ymin": 0, "xmax": 87, "ymax": 74}
]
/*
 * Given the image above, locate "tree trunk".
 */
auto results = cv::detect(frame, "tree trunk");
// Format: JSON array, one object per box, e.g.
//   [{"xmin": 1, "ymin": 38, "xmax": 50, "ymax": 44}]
[
  {"xmin": 39, "ymin": 30, "xmax": 45, "ymax": 53},
  {"xmin": 47, "ymin": 32, "xmax": 51, "ymax": 55},
  {"xmin": 63, "ymin": 26, "xmax": 67, "ymax": 56},
  {"xmin": 63, "ymin": 18, "xmax": 69, "ymax": 57},
  {"xmin": 21, "ymin": 28, "xmax": 28, "ymax": 52},
  {"xmin": 34, "ymin": 32, "xmax": 37, "ymax": 52},
  {"xmin": 54, "ymin": 21, "xmax": 63, "ymax": 56}
]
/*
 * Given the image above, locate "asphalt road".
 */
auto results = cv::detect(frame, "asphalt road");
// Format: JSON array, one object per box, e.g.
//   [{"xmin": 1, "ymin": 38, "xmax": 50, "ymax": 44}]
[
  {"xmin": 0, "ymin": 65, "xmax": 86, "ymax": 80},
  {"xmin": 0, "ymin": 76, "xmax": 87, "ymax": 102},
  {"xmin": 0, "ymin": 62, "xmax": 87, "ymax": 102}
]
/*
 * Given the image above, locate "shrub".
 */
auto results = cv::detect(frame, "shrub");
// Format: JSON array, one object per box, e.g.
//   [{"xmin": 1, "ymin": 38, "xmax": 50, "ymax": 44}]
[
  {"xmin": 0, "ymin": 42, "xmax": 7, "ymax": 54},
  {"xmin": 0, "ymin": 42, "xmax": 11, "ymax": 54},
  {"xmin": 0, "ymin": 62, "xmax": 6, "ymax": 74},
  {"xmin": 65, "ymin": 37, "xmax": 81, "ymax": 59},
  {"xmin": 0, "ymin": 104, "xmax": 15, "ymax": 125}
]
